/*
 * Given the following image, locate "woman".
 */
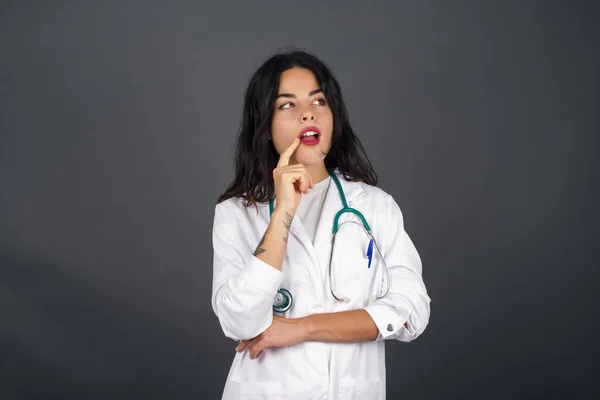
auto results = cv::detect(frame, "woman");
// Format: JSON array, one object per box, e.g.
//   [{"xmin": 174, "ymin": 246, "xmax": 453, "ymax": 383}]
[{"xmin": 212, "ymin": 50, "xmax": 430, "ymax": 399}]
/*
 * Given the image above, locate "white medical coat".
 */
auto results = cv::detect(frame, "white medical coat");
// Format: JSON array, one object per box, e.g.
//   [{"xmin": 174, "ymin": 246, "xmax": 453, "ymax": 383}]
[{"xmin": 212, "ymin": 170, "xmax": 431, "ymax": 399}]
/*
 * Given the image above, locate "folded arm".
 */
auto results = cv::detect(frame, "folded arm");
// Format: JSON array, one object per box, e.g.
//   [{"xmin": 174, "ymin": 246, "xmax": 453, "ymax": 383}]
[
  {"xmin": 237, "ymin": 309, "xmax": 410, "ymax": 359},
  {"xmin": 238, "ymin": 195, "xmax": 429, "ymax": 358}
]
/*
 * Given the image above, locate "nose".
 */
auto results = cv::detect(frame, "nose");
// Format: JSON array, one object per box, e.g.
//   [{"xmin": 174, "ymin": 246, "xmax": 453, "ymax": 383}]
[{"xmin": 301, "ymin": 114, "xmax": 315, "ymax": 122}]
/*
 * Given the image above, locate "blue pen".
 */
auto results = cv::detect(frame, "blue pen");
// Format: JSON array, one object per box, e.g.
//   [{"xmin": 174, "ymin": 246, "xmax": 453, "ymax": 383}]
[{"xmin": 366, "ymin": 239, "xmax": 374, "ymax": 268}]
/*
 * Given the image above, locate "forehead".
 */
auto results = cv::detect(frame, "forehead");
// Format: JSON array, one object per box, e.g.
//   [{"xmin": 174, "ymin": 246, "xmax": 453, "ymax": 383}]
[{"xmin": 278, "ymin": 67, "xmax": 319, "ymax": 93}]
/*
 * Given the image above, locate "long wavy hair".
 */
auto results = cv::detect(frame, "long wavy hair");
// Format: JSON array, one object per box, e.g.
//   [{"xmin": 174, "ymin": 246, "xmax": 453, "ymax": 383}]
[{"xmin": 217, "ymin": 49, "xmax": 377, "ymax": 206}]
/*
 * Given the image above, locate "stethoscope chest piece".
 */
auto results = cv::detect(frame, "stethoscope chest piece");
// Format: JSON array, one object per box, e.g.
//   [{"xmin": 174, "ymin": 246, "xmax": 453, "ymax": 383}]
[{"xmin": 273, "ymin": 288, "xmax": 293, "ymax": 313}]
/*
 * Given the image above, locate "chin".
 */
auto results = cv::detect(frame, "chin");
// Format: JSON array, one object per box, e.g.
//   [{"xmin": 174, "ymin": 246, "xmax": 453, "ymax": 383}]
[{"xmin": 294, "ymin": 152, "xmax": 326, "ymax": 167}]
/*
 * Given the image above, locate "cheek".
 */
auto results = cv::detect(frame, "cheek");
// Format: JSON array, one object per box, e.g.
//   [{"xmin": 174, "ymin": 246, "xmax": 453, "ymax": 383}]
[
  {"xmin": 271, "ymin": 114, "xmax": 297, "ymax": 152},
  {"xmin": 316, "ymin": 108, "xmax": 334, "ymax": 133},
  {"xmin": 316, "ymin": 106, "xmax": 332, "ymax": 119}
]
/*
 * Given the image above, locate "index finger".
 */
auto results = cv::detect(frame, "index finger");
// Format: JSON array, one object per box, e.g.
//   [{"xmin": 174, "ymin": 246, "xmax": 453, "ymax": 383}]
[{"xmin": 276, "ymin": 138, "xmax": 300, "ymax": 168}]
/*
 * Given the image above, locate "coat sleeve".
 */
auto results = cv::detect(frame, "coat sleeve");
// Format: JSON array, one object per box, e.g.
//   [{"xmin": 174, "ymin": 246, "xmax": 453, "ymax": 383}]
[
  {"xmin": 363, "ymin": 194, "xmax": 431, "ymax": 342},
  {"xmin": 211, "ymin": 202, "xmax": 284, "ymax": 341}
]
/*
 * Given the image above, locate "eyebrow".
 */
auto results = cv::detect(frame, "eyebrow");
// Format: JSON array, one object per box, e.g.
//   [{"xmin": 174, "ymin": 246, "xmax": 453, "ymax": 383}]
[{"xmin": 276, "ymin": 88, "xmax": 323, "ymax": 99}]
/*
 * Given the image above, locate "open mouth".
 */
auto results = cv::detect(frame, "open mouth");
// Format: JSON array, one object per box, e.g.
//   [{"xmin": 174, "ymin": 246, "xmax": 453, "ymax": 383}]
[
  {"xmin": 300, "ymin": 131, "xmax": 320, "ymax": 140},
  {"xmin": 298, "ymin": 127, "xmax": 321, "ymax": 146}
]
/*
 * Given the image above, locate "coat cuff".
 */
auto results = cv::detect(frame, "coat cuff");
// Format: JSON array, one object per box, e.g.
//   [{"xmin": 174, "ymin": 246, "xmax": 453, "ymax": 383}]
[
  {"xmin": 364, "ymin": 300, "xmax": 413, "ymax": 341},
  {"xmin": 238, "ymin": 255, "xmax": 284, "ymax": 298}
]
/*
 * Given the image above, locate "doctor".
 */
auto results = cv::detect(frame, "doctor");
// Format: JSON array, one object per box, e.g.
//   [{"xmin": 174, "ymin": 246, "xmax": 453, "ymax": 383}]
[{"xmin": 212, "ymin": 50, "xmax": 431, "ymax": 399}]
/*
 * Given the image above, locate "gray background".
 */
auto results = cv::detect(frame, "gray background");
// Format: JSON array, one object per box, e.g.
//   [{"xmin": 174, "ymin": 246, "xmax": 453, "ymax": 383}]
[{"xmin": 1, "ymin": 0, "xmax": 598, "ymax": 399}]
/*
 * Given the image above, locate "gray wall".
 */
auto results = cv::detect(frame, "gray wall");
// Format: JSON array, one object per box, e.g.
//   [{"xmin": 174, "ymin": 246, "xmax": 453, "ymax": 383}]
[{"xmin": 1, "ymin": 1, "xmax": 598, "ymax": 399}]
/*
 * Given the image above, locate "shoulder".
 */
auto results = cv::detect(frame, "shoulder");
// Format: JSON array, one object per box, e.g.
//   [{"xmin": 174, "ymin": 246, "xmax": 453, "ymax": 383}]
[
  {"xmin": 214, "ymin": 196, "xmax": 266, "ymax": 222},
  {"xmin": 342, "ymin": 176, "xmax": 404, "ymax": 221},
  {"xmin": 359, "ymin": 181, "xmax": 392, "ymax": 200},
  {"xmin": 215, "ymin": 196, "xmax": 245, "ymax": 212},
  {"xmin": 338, "ymin": 173, "xmax": 394, "ymax": 204}
]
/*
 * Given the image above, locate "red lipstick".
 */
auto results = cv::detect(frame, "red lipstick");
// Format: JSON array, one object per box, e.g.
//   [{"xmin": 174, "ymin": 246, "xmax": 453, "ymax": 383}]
[{"xmin": 297, "ymin": 126, "xmax": 321, "ymax": 146}]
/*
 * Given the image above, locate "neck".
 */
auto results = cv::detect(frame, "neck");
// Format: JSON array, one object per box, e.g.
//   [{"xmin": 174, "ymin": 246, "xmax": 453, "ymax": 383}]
[{"xmin": 305, "ymin": 162, "xmax": 329, "ymax": 184}]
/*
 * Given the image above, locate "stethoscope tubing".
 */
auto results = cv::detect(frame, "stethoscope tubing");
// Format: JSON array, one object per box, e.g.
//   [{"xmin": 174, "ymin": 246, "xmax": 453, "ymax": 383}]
[
  {"xmin": 328, "ymin": 222, "xmax": 390, "ymax": 302},
  {"xmin": 269, "ymin": 170, "xmax": 391, "ymax": 304}
]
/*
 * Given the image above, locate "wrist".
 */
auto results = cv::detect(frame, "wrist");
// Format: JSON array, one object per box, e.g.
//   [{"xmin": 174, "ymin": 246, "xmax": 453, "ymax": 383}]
[
  {"xmin": 297, "ymin": 315, "xmax": 314, "ymax": 342},
  {"xmin": 273, "ymin": 204, "xmax": 296, "ymax": 217}
]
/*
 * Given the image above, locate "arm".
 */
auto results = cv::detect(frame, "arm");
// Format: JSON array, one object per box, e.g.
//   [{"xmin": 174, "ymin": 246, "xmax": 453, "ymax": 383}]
[
  {"xmin": 301, "ymin": 310, "xmax": 379, "ymax": 342},
  {"xmin": 212, "ymin": 140, "xmax": 312, "ymax": 341},
  {"xmin": 363, "ymin": 194, "xmax": 431, "ymax": 342},
  {"xmin": 301, "ymin": 310, "xmax": 409, "ymax": 343},
  {"xmin": 253, "ymin": 206, "xmax": 296, "ymax": 270},
  {"xmin": 253, "ymin": 137, "xmax": 309, "ymax": 271},
  {"xmin": 236, "ymin": 311, "xmax": 377, "ymax": 360},
  {"xmin": 238, "ymin": 310, "xmax": 409, "ymax": 359},
  {"xmin": 211, "ymin": 203, "xmax": 294, "ymax": 341}
]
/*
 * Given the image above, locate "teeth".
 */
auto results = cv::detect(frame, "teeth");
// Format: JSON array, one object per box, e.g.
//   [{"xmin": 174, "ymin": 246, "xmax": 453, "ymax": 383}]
[{"xmin": 302, "ymin": 131, "xmax": 318, "ymax": 138}]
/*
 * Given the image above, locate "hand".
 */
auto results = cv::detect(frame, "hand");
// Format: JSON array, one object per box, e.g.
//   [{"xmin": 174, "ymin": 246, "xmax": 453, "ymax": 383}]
[
  {"xmin": 273, "ymin": 138, "xmax": 314, "ymax": 211},
  {"xmin": 235, "ymin": 315, "xmax": 307, "ymax": 360}
]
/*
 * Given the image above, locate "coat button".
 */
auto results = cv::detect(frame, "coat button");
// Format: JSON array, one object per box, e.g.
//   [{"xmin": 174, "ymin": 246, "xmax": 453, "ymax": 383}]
[{"xmin": 387, "ymin": 324, "xmax": 394, "ymax": 332}]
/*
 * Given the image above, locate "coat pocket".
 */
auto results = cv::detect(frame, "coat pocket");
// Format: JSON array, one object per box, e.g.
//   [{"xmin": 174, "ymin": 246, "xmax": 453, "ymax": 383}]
[{"xmin": 334, "ymin": 233, "xmax": 380, "ymax": 306}]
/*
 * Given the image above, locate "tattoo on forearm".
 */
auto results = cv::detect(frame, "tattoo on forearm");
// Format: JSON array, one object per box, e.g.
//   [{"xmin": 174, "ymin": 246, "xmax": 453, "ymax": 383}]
[
  {"xmin": 253, "ymin": 233, "xmax": 266, "ymax": 256},
  {"xmin": 283, "ymin": 212, "xmax": 293, "ymax": 244}
]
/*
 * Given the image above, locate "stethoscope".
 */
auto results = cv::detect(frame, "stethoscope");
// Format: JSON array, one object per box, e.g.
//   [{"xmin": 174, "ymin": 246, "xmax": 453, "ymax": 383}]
[{"xmin": 269, "ymin": 169, "xmax": 390, "ymax": 312}]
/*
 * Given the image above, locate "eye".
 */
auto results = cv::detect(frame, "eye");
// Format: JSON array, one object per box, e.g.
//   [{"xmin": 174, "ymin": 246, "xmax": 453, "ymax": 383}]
[
  {"xmin": 313, "ymin": 98, "xmax": 327, "ymax": 106},
  {"xmin": 278, "ymin": 102, "xmax": 294, "ymax": 110}
]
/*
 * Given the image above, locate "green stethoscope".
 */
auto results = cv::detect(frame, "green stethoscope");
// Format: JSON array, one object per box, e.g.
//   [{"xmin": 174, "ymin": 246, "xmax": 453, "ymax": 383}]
[{"xmin": 269, "ymin": 169, "xmax": 390, "ymax": 312}]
